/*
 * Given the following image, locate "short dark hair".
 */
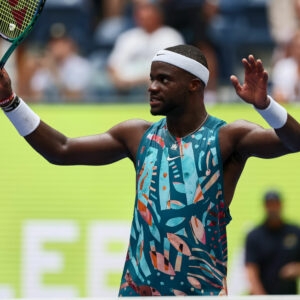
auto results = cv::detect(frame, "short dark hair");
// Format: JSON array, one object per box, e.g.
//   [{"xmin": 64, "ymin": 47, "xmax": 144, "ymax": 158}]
[
  {"xmin": 264, "ymin": 190, "xmax": 282, "ymax": 202},
  {"xmin": 165, "ymin": 44, "xmax": 209, "ymax": 70}
]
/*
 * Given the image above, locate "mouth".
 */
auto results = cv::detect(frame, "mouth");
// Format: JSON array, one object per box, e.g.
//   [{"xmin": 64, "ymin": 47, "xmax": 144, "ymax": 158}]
[
  {"xmin": 150, "ymin": 100, "xmax": 162, "ymax": 109},
  {"xmin": 150, "ymin": 96, "xmax": 162, "ymax": 105}
]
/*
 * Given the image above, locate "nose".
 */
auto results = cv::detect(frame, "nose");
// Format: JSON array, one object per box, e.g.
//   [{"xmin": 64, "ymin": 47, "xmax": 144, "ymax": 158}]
[{"xmin": 148, "ymin": 80, "xmax": 159, "ymax": 93}]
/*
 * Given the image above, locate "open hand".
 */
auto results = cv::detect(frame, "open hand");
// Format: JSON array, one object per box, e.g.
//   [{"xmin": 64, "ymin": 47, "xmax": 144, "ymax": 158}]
[{"xmin": 230, "ymin": 55, "xmax": 269, "ymax": 109}]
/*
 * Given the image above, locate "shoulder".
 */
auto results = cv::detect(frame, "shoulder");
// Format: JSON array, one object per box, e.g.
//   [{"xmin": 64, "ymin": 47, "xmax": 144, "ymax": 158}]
[
  {"xmin": 154, "ymin": 26, "xmax": 185, "ymax": 41},
  {"xmin": 219, "ymin": 118, "xmax": 268, "ymax": 144},
  {"xmin": 111, "ymin": 119, "xmax": 154, "ymax": 144},
  {"xmin": 285, "ymin": 223, "xmax": 300, "ymax": 234},
  {"xmin": 108, "ymin": 119, "xmax": 153, "ymax": 162},
  {"xmin": 247, "ymin": 225, "xmax": 264, "ymax": 240},
  {"xmin": 112, "ymin": 118, "xmax": 152, "ymax": 134},
  {"xmin": 272, "ymin": 57, "xmax": 298, "ymax": 76},
  {"xmin": 219, "ymin": 119, "xmax": 263, "ymax": 157},
  {"xmin": 116, "ymin": 28, "xmax": 145, "ymax": 41},
  {"xmin": 205, "ymin": 115, "xmax": 226, "ymax": 129},
  {"xmin": 274, "ymin": 57, "xmax": 297, "ymax": 69},
  {"xmin": 220, "ymin": 119, "xmax": 260, "ymax": 131}
]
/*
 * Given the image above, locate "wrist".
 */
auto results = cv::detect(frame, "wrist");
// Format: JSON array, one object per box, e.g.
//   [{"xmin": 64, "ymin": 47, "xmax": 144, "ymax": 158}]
[
  {"xmin": 254, "ymin": 95, "xmax": 287, "ymax": 129},
  {"xmin": 253, "ymin": 95, "xmax": 270, "ymax": 110},
  {"xmin": 2, "ymin": 94, "xmax": 20, "ymax": 112},
  {"xmin": 2, "ymin": 96, "xmax": 40, "ymax": 136}
]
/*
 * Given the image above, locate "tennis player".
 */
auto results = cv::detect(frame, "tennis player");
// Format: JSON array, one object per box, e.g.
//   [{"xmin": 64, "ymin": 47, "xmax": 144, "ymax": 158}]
[{"xmin": 1, "ymin": 44, "xmax": 300, "ymax": 296}]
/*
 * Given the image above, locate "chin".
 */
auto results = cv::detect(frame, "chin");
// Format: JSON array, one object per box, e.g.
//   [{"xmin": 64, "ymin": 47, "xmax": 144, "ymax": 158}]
[{"xmin": 150, "ymin": 109, "xmax": 166, "ymax": 116}]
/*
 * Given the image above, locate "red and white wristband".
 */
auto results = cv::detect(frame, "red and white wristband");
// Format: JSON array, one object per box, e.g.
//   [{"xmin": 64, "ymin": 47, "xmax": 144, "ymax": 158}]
[
  {"xmin": 0, "ymin": 93, "xmax": 16, "ymax": 108},
  {"xmin": 1, "ymin": 94, "xmax": 40, "ymax": 136},
  {"xmin": 255, "ymin": 95, "xmax": 288, "ymax": 129}
]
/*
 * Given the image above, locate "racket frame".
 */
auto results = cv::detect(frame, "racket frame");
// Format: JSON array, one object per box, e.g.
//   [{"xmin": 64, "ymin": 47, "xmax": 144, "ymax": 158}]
[{"xmin": 0, "ymin": 0, "xmax": 47, "ymax": 69}]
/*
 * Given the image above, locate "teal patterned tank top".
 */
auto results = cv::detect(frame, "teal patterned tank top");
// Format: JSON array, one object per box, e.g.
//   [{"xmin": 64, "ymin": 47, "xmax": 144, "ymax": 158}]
[{"xmin": 119, "ymin": 115, "xmax": 232, "ymax": 296}]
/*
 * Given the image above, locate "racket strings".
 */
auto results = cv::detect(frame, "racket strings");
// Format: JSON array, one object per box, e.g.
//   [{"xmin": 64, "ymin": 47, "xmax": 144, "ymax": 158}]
[{"xmin": 0, "ymin": 0, "xmax": 40, "ymax": 39}]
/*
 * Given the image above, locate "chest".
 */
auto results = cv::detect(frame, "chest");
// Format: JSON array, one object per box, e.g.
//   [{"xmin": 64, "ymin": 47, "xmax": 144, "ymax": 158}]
[
  {"xmin": 136, "ymin": 125, "xmax": 223, "ymax": 209},
  {"xmin": 257, "ymin": 229, "xmax": 300, "ymax": 261}
]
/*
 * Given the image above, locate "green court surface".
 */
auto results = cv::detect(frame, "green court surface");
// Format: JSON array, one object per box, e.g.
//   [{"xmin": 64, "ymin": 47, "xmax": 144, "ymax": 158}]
[{"xmin": 0, "ymin": 102, "xmax": 299, "ymax": 296}]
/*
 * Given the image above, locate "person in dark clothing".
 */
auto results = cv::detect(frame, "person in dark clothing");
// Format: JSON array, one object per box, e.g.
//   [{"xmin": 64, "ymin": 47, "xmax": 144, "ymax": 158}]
[{"xmin": 245, "ymin": 190, "xmax": 300, "ymax": 295}]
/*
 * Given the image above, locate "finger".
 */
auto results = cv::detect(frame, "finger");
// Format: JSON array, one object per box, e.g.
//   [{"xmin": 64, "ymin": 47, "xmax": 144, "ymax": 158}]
[
  {"xmin": 256, "ymin": 59, "xmax": 265, "ymax": 73},
  {"xmin": 247, "ymin": 54, "xmax": 255, "ymax": 63},
  {"xmin": 230, "ymin": 75, "xmax": 241, "ymax": 91},
  {"xmin": 247, "ymin": 55, "xmax": 259, "ymax": 71},
  {"xmin": 241, "ymin": 57, "xmax": 251, "ymax": 71},
  {"xmin": 262, "ymin": 70, "xmax": 268, "ymax": 83}
]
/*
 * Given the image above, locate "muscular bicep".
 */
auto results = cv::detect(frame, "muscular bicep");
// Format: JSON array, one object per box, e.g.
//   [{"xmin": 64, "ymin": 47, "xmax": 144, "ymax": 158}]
[
  {"xmin": 221, "ymin": 120, "xmax": 293, "ymax": 207},
  {"xmin": 25, "ymin": 119, "xmax": 150, "ymax": 165},
  {"xmin": 60, "ymin": 132, "xmax": 130, "ymax": 165},
  {"xmin": 221, "ymin": 120, "xmax": 290, "ymax": 161}
]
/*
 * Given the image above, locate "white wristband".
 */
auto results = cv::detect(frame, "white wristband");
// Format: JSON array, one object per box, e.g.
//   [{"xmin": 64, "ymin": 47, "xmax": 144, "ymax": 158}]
[
  {"xmin": 4, "ymin": 98, "xmax": 40, "ymax": 136},
  {"xmin": 255, "ymin": 95, "xmax": 288, "ymax": 129}
]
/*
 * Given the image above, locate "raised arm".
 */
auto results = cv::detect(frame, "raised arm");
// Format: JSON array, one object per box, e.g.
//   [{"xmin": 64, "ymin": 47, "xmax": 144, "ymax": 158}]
[
  {"xmin": 0, "ymin": 69, "xmax": 149, "ymax": 165},
  {"xmin": 24, "ymin": 119, "xmax": 146, "ymax": 166},
  {"xmin": 230, "ymin": 55, "xmax": 300, "ymax": 153}
]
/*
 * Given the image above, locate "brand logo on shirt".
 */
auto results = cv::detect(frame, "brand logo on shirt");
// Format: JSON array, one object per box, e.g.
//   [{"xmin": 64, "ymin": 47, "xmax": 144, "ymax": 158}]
[{"xmin": 167, "ymin": 156, "xmax": 182, "ymax": 161}]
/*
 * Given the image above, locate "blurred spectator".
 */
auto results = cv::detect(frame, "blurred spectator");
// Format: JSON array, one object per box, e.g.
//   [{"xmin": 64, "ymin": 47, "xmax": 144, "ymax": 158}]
[
  {"xmin": 159, "ymin": 0, "xmax": 220, "ymax": 103},
  {"xmin": 92, "ymin": 1, "xmax": 133, "ymax": 58},
  {"xmin": 106, "ymin": 0, "xmax": 184, "ymax": 96},
  {"xmin": 101, "ymin": 0, "xmax": 130, "ymax": 19},
  {"xmin": 245, "ymin": 190, "xmax": 300, "ymax": 295},
  {"xmin": 207, "ymin": 0, "xmax": 274, "ymax": 91},
  {"xmin": 267, "ymin": 0, "xmax": 300, "ymax": 62},
  {"xmin": 28, "ymin": 27, "xmax": 93, "ymax": 102},
  {"xmin": 27, "ymin": 0, "xmax": 94, "ymax": 54},
  {"xmin": 271, "ymin": 29, "xmax": 300, "ymax": 103}
]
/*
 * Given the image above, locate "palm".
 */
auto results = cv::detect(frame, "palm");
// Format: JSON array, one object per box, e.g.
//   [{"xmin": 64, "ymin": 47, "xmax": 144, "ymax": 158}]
[{"xmin": 231, "ymin": 55, "xmax": 268, "ymax": 108}]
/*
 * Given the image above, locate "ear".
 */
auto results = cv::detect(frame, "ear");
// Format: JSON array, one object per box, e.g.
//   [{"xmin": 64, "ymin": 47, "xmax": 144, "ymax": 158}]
[{"xmin": 189, "ymin": 78, "xmax": 203, "ymax": 92}]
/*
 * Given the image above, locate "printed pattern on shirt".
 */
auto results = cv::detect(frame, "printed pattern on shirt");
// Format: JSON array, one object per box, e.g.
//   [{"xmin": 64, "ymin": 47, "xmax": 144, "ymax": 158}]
[{"xmin": 119, "ymin": 116, "xmax": 231, "ymax": 296}]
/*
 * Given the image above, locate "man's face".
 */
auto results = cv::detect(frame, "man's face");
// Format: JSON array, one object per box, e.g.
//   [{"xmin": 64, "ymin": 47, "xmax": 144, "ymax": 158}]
[
  {"xmin": 134, "ymin": 3, "xmax": 163, "ymax": 33},
  {"xmin": 148, "ymin": 61, "xmax": 192, "ymax": 116},
  {"xmin": 264, "ymin": 199, "xmax": 282, "ymax": 221}
]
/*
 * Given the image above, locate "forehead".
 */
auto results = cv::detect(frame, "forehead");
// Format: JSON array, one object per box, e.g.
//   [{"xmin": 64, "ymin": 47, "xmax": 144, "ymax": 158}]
[
  {"xmin": 265, "ymin": 199, "xmax": 281, "ymax": 207},
  {"xmin": 150, "ymin": 61, "xmax": 189, "ymax": 77}
]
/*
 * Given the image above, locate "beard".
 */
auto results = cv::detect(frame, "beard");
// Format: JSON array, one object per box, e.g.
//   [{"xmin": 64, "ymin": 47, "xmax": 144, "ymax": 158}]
[{"xmin": 149, "ymin": 99, "xmax": 179, "ymax": 117}]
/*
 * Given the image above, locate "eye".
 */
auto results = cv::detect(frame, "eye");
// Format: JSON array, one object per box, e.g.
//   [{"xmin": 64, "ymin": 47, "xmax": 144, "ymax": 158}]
[
  {"xmin": 149, "ymin": 74, "xmax": 171, "ymax": 84},
  {"xmin": 159, "ymin": 75, "xmax": 170, "ymax": 84}
]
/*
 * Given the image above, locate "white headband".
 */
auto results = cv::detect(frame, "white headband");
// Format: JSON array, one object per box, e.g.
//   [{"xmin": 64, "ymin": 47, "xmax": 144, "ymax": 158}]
[{"xmin": 152, "ymin": 49, "xmax": 209, "ymax": 86}]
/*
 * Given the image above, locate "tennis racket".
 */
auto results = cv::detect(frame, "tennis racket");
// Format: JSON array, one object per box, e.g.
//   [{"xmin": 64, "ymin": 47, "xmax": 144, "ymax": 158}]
[{"xmin": 0, "ymin": 0, "xmax": 47, "ymax": 69}]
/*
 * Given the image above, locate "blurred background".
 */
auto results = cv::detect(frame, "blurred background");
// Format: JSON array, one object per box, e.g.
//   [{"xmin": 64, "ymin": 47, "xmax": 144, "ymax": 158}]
[
  {"xmin": 1, "ymin": 0, "xmax": 300, "ymax": 298},
  {"xmin": 8, "ymin": 0, "xmax": 284, "ymax": 104}
]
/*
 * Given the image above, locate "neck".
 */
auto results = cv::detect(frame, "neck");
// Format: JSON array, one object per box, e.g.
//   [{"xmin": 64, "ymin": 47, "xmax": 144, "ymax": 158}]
[
  {"xmin": 266, "ymin": 217, "xmax": 283, "ymax": 229},
  {"xmin": 167, "ymin": 111, "xmax": 208, "ymax": 138}
]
